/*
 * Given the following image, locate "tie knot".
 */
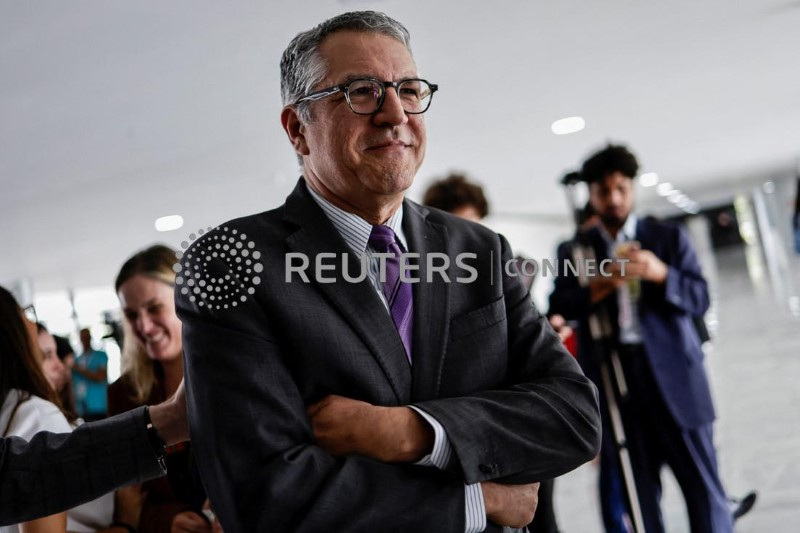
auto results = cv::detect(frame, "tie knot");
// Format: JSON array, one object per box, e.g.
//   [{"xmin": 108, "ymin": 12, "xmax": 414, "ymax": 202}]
[{"xmin": 368, "ymin": 225, "xmax": 398, "ymax": 250}]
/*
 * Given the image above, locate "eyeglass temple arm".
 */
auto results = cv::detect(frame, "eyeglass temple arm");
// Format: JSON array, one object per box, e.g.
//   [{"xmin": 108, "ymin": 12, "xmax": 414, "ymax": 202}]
[{"xmin": 295, "ymin": 86, "xmax": 345, "ymax": 104}]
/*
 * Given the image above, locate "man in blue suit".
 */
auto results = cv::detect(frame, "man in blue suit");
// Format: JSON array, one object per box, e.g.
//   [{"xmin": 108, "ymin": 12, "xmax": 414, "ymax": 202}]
[{"xmin": 549, "ymin": 144, "xmax": 733, "ymax": 532}]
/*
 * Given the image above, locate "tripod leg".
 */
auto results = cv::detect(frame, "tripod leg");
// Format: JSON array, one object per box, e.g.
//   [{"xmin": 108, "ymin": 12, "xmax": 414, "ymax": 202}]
[{"xmin": 600, "ymin": 353, "xmax": 646, "ymax": 533}]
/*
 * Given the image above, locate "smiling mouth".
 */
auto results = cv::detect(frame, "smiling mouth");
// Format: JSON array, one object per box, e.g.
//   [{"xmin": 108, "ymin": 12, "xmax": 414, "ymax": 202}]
[
  {"xmin": 146, "ymin": 333, "xmax": 166, "ymax": 347},
  {"xmin": 367, "ymin": 141, "xmax": 411, "ymax": 151}
]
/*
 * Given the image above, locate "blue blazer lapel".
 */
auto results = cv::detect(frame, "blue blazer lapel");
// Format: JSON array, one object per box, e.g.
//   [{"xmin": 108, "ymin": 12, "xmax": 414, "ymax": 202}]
[
  {"xmin": 403, "ymin": 200, "xmax": 451, "ymax": 402},
  {"xmin": 283, "ymin": 179, "xmax": 412, "ymax": 405}
]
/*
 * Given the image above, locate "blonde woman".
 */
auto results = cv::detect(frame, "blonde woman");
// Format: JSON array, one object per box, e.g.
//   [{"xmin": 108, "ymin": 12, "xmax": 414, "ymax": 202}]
[{"xmin": 110, "ymin": 245, "xmax": 218, "ymax": 533}]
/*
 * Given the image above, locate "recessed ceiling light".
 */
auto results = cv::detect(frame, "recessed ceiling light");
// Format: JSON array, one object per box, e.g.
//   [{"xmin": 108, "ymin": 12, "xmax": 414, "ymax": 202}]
[
  {"xmin": 656, "ymin": 183, "xmax": 673, "ymax": 196},
  {"xmin": 551, "ymin": 116, "xmax": 585, "ymax": 135},
  {"xmin": 155, "ymin": 215, "xmax": 184, "ymax": 232},
  {"xmin": 640, "ymin": 172, "xmax": 659, "ymax": 187}
]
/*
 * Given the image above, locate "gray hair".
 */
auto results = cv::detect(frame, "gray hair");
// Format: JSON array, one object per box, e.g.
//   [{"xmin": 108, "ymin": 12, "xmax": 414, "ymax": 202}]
[{"xmin": 280, "ymin": 11, "xmax": 412, "ymax": 123}]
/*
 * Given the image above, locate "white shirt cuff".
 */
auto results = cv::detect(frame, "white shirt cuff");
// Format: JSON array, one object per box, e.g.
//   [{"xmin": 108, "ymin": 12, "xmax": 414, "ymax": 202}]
[
  {"xmin": 408, "ymin": 406, "xmax": 454, "ymax": 470},
  {"xmin": 465, "ymin": 483, "xmax": 487, "ymax": 533}
]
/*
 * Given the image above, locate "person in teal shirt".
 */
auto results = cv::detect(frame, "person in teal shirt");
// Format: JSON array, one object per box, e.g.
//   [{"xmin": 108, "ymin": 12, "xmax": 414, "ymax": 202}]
[{"xmin": 72, "ymin": 328, "xmax": 108, "ymax": 421}]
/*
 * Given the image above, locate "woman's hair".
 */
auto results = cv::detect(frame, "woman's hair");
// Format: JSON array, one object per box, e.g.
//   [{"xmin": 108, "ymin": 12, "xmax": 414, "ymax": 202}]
[
  {"xmin": 0, "ymin": 286, "xmax": 70, "ymax": 422},
  {"xmin": 115, "ymin": 244, "xmax": 178, "ymax": 404}
]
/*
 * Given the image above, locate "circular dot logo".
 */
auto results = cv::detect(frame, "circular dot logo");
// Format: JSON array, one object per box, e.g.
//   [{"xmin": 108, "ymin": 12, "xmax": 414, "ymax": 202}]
[{"xmin": 174, "ymin": 226, "xmax": 263, "ymax": 310}]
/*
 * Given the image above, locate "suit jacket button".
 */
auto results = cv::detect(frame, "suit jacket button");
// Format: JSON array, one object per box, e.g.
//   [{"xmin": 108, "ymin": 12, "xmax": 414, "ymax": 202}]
[{"xmin": 479, "ymin": 463, "xmax": 493, "ymax": 474}]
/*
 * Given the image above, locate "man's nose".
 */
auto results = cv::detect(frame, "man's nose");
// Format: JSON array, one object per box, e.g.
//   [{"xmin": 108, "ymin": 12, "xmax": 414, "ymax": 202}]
[{"xmin": 372, "ymin": 87, "xmax": 408, "ymax": 127}]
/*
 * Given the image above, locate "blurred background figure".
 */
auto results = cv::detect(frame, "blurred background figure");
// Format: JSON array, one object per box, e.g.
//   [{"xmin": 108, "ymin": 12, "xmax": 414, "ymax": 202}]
[
  {"xmin": 423, "ymin": 173, "xmax": 561, "ymax": 533},
  {"xmin": 109, "ymin": 244, "xmax": 221, "ymax": 533},
  {"xmin": 37, "ymin": 323, "xmax": 78, "ymax": 422},
  {"xmin": 794, "ymin": 175, "xmax": 800, "ymax": 254},
  {"xmin": 0, "ymin": 286, "xmax": 114, "ymax": 532},
  {"xmin": 72, "ymin": 327, "xmax": 109, "ymax": 421},
  {"xmin": 422, "ymin": 172, "xmax": 489, "ymax": 222},
  {"xmin": 550, "ymin": 144, "xmax": 750, "ymax": 532}
]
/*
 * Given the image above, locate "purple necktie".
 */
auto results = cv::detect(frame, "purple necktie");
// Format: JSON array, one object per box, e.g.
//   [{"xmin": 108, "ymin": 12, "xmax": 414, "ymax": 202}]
[{"xmin": 369, "ymin": 225, "xmax": 413, "ymax": 362}]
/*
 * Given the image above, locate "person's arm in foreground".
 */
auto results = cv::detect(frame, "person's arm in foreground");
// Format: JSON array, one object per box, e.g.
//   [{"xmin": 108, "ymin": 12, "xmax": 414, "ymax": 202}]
[{"xmin": 0, "ymin": 381, "xmax": 188, "ymax": 526}]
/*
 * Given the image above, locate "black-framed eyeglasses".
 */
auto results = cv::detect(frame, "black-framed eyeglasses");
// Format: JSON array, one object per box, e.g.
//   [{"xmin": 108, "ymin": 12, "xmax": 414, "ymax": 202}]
[
  {"xmin": 23, "ymin": 304, "xmax": 38, "ymax": 324},
  {"xmin": 294, "ymin": 78, "xmax": 438, "ymax": 115}
]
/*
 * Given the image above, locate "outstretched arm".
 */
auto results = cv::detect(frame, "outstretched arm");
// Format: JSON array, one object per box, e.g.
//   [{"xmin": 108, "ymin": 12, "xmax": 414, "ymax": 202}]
[{"xmin": 0, "ymin": 406, "xmax": 172, "ymax": 526}]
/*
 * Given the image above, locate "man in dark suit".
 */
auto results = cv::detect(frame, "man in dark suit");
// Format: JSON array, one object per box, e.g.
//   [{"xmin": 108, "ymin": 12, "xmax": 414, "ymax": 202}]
[
  {"xmin": 549, "ymin": 144, "xmax": 733, "ymax": 532},
  {"xmin": 176, "ymin": 11, "xmax": 601, "ymax": 533}
]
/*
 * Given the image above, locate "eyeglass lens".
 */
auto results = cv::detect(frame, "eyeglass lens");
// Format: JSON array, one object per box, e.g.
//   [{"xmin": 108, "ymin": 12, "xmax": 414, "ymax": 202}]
[{"xmin": 347, "ymin": 80, "xmax": 433, "ymax": 114}]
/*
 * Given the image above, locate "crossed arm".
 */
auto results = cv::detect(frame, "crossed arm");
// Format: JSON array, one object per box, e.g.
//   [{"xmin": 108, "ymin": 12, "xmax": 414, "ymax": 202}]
[{"xmin": 307, "ymin": 394, "xmax": 539, "ymax": 528}]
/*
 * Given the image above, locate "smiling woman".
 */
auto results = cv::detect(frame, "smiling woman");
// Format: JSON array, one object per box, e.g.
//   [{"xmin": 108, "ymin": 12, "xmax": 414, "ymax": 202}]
[{"xmin": 108, "ymin": 245, "xmax": 220, "ymax": 533}]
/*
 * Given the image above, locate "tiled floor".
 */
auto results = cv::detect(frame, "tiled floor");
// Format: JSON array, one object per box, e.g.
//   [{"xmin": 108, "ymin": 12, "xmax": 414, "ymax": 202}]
[{"xmin": 553, "ymin": 245, "xmax": 800, "ymax": 532}]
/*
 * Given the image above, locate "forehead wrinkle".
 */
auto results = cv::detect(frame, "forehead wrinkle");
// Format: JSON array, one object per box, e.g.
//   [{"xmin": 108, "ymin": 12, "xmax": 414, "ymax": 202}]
[{"xmin": 318, "ymin": 32, "xmax": 417, "ymax": 86}]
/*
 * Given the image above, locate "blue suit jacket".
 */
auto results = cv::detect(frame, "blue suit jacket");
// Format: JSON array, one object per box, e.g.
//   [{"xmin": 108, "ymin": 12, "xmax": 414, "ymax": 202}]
[{"xmin": 549, "ymin": 216, "xmax": 715, "ymax": 429}]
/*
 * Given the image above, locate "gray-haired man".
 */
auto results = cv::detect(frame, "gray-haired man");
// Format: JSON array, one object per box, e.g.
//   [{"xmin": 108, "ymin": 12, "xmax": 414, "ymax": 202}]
[{"xmin": 178, "ymin": 11, "xmax": 601, "ymax": 533}]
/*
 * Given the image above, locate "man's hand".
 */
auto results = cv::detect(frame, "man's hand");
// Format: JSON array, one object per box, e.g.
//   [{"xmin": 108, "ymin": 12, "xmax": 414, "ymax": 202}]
[
  {"xmin": 622, "ymin": 249, "xmax": 668, "ymax": 283},
  {"xmin": 307, "ymin": 395, "xmax": 433, "ymax": 462},
  {"xmin": 589, "ymin": 276, "xmax": 626, "ymax": 303},
  {"xmin": 148, "ymin": 379, "xmax": 189, "ymax": 445},
  {"xmin": 548, "ymin": 314, "xmax": 573, "ymax": 343},
  {"xmin": 171, "ymin": 511, "xmax": 212, "ymax": 533},
  {"xmin": 481, "ymin": 481, "xmax": 539, "ymax": 528}
]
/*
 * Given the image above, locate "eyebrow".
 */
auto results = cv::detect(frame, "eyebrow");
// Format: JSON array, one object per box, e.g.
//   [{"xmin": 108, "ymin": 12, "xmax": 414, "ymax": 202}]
[
  {"xmin": 123, "ymin": 297, "xmax": 162, "ymax": 312},
  {"xmin": 337, "ymin": 73, "xmax": 419, "ymax": 85}
]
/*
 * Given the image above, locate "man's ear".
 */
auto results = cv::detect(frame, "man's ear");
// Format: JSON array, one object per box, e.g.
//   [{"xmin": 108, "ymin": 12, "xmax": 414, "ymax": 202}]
[{"xmin": 281, "ymin": 106, "xmax": 310, "ymax": 156}]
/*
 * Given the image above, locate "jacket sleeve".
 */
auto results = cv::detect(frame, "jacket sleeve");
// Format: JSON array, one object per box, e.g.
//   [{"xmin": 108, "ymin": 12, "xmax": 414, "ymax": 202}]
[
  {"xmin": 413, "ymin": 235, "xmax": 602, "ymax": 484},
  {"xmin": 660, "ymin": 224, "xmax": 710, "ymax": 316},
  {"xmin": 177, "ymin": 271, "xmax": 466, "ymax": 533},
  {"xmin": 0, "ymin": 407, "xmax": 164, "ymax": 526}
]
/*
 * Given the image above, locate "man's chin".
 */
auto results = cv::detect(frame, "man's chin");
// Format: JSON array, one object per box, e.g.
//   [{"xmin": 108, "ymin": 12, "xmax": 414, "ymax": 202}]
[{"xmin": 600, "ymin": 214, "xmax": 625, "ymax": 229}]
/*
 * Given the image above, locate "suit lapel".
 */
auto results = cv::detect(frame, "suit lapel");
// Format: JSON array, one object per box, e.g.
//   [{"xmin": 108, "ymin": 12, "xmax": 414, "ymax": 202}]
[
  {"xmin": 283, "ymin": 180, "xmax": 412, "ymax": 404},
  {"xmin": 403, "ymin": 201, "xmax": 450, "ymax": 401}
]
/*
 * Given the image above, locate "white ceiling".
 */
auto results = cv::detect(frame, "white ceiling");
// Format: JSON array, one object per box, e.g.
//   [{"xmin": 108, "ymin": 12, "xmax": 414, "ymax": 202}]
[{"xmin": 2, "ymin": 0, "xmax": 799, "ymax": 293}]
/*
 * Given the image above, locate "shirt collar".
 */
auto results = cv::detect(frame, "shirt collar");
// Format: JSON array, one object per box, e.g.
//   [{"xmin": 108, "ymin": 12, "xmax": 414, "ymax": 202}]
[
  {"xmin": 306, "ymin": 183, "xmax": 408, "ymax": 253},
  {"xmin": 599, "ymin": 213, "xmax": 639, "ymax": 244}
]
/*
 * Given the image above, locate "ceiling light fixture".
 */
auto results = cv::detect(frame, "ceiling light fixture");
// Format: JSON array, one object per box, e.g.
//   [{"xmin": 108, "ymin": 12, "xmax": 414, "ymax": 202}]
[
  {"xmin": 551, "ymin": 116, "xmax": 586, "ymax": 135},
  {"xmin": 639, "ymin": 172, "xmax": 659, "ymax": 187},
  {"xmin": 155, "ymin": 215, "xmax": 184, "ymax": 232},
  {"xmin": 656, "ymin": 182, "xmax": 673, "ymax": 196}
]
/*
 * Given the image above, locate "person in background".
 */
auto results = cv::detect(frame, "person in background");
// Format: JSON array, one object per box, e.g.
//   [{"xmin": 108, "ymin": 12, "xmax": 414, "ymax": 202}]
[
  {"xmin": 793, "ymin": 174, "xmax": 800, "ymax": 254},
  {"xmin": 33, "ymin": 323, "xmax": 117, "ymax": 531},
  {"xmin": 36, "ymin": 323, "xmax": 78, "ymax": 421},
  {"xmin": 110, "ymin": 244, "xmax": 221, "ymax": 533},
  {"xmin": 423, "ymin": 173, "xmax": 561, "ymax": 533},
  {"xmin": 550, "ymin": 144, "xmax": 739, "ymax": 532},
  {"xmin": 53, "ymin": 333, "xmax": 75, "ymax": 368},
  {"xmin": 0, "ymin": 287, "xmax": 119, "ymax": 533},
  {"xmin": 422, "ymin": 172, "xmax": 489, "ymax": 222},
  {"xmin": 72, "ymin": 327, "xmax": 109, "ymax": 421}
]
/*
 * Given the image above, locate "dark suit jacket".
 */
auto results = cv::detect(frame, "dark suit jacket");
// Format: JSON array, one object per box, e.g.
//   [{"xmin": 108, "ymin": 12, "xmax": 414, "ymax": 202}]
[
  {"xmin": 0, "ymin": 407, "xmax": 164, "ymax": 526},
  {"xmin": 177, "ymin": 179, "xmax": 601, "ymax": 533},
  {"xmin": 549, "ymin": 216, "xmax": 715, "ymax": 430}
]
